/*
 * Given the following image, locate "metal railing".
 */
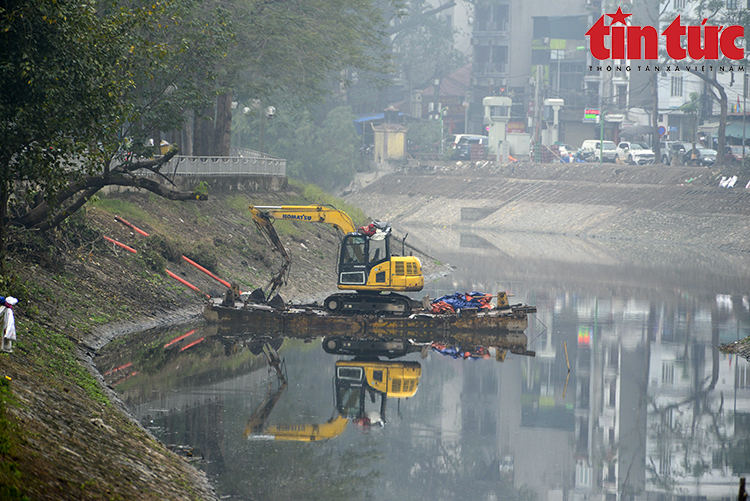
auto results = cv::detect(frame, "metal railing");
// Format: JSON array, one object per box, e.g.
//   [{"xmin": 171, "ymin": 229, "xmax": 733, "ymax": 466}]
[{"xmin": 160, "ymin": 154, "xmax": 286, "ymax": 177}]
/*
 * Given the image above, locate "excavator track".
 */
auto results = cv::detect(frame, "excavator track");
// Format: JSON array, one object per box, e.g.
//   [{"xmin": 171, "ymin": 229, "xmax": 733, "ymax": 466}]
[
  {"xmin": 323, "ymin": 292, "xmax": 412, "ymax": 316},
  {"xmin": 322, "ymin": 336, "xmax": 427, "ymax": 358}
]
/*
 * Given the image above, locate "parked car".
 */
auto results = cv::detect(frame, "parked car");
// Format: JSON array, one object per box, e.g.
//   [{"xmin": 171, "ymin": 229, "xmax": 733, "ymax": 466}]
[
  {"xmin": 658, "ymin": 141, "xmax": 687, "ymax": 165},
  {"xmin": 615, "ymin": 141, "xmax": 655, "ymax": 165},
  {"xmin": 580, "ymin": 139, "xmax": 617, "ymax": 162},
  {"xmin": 724, "ymin": 145, "xmax": 749, "ymax": 164},
  {"xmin": 685, "ymin": 148, "xmax": 717, "ymax": 166},
  {"xmin": 452, "ymin": 135, "xmax": 489, "ymax": 160},
  {"xmin": 446, "ymin": 134, "xmax": 486, "ymax": 149}
]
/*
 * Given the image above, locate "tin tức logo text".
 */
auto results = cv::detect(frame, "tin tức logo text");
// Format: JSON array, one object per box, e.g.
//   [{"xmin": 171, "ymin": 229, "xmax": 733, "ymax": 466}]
[{"xmin": 585, "ymin": 7, "xmax": 744, "ymax": 61}]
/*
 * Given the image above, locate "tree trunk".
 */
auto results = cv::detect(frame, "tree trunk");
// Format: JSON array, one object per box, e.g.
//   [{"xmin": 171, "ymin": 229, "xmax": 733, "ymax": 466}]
[
  {"xmin": 0, "ymin": 180, "xmax": 8, "ymax": 274},
  {"xmin": 11, "ymin": 150, "xmax": 205, "ymax": 232},
  {"xmin": 15, "ymin": 175, "xmax": 207, "ymax": 231},
  {"xmin": 213, "ymin": 92, "xmax": 233, "ymax": 156},
  {"xmin": 193, "ymin": 106, "xmax": 214, "ymax": 156}
]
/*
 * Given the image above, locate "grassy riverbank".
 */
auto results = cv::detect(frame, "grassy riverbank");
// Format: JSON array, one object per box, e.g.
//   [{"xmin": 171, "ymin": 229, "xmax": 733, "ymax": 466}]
[{"xmin": 0, "ymin": 182, "xmax": 374, "ymax": 500}]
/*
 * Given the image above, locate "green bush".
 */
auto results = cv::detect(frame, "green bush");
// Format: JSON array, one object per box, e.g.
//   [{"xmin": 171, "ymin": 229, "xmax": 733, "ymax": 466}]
[
  {"xmin": 59, "ymin": 210, "xmax": 101, "ymax": 248},
  {"xmin": 138, "ymin": 247, "xmax": 166, "ymax": 273},
  {"xmin": 144, "ymin": 235, "xmax": 182, "ymax": 263},
  {"xmin": 184, "ymin": 243, "xmax": 218, "ymax": 273}
]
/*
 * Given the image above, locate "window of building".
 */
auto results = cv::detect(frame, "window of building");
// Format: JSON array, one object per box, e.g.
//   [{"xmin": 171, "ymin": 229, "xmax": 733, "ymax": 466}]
[
  {"xmin": 727, "ymin": 0, "xmax": 738, "ymax": 9},
  {"xmin": 659, "ymin": 449, "xmax": 671, "ymax": 475},
  {"xmin": 673, "ymin": 0, "xmax": 687, "ymax": 8},
  {"xmin": 662, "ymin": 360, "xmax": 675, "ymax": 385},
  {"xmin": 671, "ymin": 76, "xmax": 683, "ymax": 97},
  {"xmin": 617, "ymin": 85, "xmax": 627, "ymax": 109}
]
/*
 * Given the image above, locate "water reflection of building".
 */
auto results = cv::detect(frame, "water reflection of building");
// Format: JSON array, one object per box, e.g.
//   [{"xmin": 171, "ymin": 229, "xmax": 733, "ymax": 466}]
[
  {"xmin": 646, "ymin": 296, "xmax": 750, "ymax": 499},
  {"xmin": 520, "ymin": 292, "xmax": 750, "ymax": 501}
]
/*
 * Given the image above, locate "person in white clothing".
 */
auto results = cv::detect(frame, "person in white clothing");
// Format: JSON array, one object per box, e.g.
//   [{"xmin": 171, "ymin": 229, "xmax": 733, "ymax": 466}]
[{"xmin": 1, "ymin": 296, "xmax": 18, "ymax": 353}]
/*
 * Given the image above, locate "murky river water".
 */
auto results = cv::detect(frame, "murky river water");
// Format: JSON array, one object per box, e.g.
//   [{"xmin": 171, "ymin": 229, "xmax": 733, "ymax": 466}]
[{"xmin": 97, "ymin": 232, "xmax": 750, "ymax": 501}]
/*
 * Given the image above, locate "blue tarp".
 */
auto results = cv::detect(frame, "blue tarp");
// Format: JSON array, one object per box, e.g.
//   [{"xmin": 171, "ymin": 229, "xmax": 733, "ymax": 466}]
[
  {"xmin": 352, "ymin": 112, "xmax": 405, "ymax": 135},
  {"xmin": 432, "ymin": 291, "xmax": 487, "ymax": 310}
]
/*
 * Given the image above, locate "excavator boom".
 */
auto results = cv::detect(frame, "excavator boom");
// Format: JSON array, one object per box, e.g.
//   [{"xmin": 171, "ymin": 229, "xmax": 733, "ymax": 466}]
[{"xmin": 250, "ymin": 205, "xmax": 357, "ymax": 234}]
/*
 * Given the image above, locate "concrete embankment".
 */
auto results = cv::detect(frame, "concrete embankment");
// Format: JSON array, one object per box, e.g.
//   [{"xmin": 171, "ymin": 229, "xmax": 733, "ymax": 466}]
[
  {"xmin": 348, "ymin": 162, "xmax": 750, "ymax": 253},
  {"xmin": 346, "ymin": 162, "xmax": 750, "ymax": 297}
]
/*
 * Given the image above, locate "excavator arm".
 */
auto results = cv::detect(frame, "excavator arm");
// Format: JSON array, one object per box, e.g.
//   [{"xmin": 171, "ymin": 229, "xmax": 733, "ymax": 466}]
[{"xmin": 248, "ymin": 205, "xmax": 358, "ymax": 301}]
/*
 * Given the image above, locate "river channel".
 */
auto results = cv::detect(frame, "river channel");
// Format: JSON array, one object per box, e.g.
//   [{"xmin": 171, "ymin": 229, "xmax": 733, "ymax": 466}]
[{"xmin": 96, "ymin": 231, "xmax": 750, "ymax": 501}]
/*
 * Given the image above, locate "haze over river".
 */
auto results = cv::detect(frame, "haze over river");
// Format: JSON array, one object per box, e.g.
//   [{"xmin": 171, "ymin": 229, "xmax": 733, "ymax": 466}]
[{"xmin": 97, "ymin": 222, "xmax": 750, "ymax": 500}]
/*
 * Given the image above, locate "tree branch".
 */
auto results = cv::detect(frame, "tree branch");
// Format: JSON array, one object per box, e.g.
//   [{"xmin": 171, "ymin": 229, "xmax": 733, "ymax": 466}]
[{"xmin": 12, "ymin": 148, "xmax": 206, "ymax": 231}]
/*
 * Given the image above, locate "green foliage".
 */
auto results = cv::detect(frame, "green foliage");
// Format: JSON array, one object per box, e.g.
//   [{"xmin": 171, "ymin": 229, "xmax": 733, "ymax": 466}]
[
  {"xmin": 22, "ymin": 320, "xmax": 109, "ymax": 407},
  {"xmin": 0, "ymin": 460, "xmax": 28, "ymax": 501},
  {"xmin": 406, "ymin": 120, "xmax": 441, "ymax": 156},
  {"xmin": 93, "ymin": 197, "xmax": 158, "ymax": 231},
  {"xmin": 389, "ymin": 0, "xmax": 467, "ymax": 94},
  {"xmin": 144, "ymin": 235, "xmax": 182, "ymax": 263},
  {"xmin": 57, "ymin": 210, "xmax": 101, "ymax": 249},
  {"xmin": 193, "ymin": 182, "xmax": 210, "ymax": 199},
  {"xmin": 138, "ymin": 247, "xmax": 167, "ymax": 273},
  {"xmin": 184, "ymin": 243, "xmax": 219, "ymax": 274},
  {"xmin": 5, "ymin": 228, "xmax": 60, "ymax": 271},
  {"xmin": 268, "ymin": 106, "xmax": 360, "ymax": 190},
  {"xmin": 230, "ymin": 0, "xmax": 394, "ymax": 111},
  {"xmin": 0, "ymin": 0, "xmax": 231, "ymax": 262},
  {"xmin": 0, "ymin": 376, "xmax": 18, "ymax": 456}
]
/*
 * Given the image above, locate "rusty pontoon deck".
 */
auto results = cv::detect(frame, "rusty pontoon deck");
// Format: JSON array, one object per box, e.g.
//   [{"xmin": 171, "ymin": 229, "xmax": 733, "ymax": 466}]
[{"xmin": 203, "ymin": 298, "xmax": 537, "ymax": 353}]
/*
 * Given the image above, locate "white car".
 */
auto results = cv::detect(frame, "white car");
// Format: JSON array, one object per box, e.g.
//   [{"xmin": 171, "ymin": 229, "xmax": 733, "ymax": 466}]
[
  {"xmin": 581, "ymin": 139, "xmax": 617, "ymax": 162},
  {"xmin": 616, "ymin": 141, "xmax": 655, "ymax": 165}
]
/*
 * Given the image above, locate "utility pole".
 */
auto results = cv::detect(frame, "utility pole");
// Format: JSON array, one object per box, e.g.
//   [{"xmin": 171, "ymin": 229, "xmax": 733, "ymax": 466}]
[
  {"xmin": 534, "ymin": 65, "xmax": 542, "ymax": 162},
  {"xmin": 652, "ymin": 72, "xmax": 660, "ymax": 161}
]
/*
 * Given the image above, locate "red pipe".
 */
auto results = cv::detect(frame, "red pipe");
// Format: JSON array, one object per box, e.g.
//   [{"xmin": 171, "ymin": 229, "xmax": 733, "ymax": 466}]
[
  {"xmin": 180, "ymin": 337, "xmax": 205, "ymax": 351},
  {"xmin": 114, "ymin": 216, "xmax": 150, "ymax": 237},
  {"xmin": 165, "ymin": 269, "xmax": 208, "ymax": 298},
  {"xmin": 104, "ymin": 362, "xmax": 132, "ymax": 376},
  {"xmin": 103, "ymin": 236, "xmax": 137, "ymax": 253},
  {"xmin": 182, "ymin": 255, "xmax": 233, "ymax": 290},
  {"xmin": 113, "ymin": 371, "xmax": 139, "ymax": 386},
  {"xmin": 164, "ymin": 329, "xmax": 196, "ymax": 348}
]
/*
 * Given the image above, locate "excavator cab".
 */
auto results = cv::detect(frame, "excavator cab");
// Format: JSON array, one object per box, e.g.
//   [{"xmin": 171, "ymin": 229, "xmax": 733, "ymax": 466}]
[
  {"xmin": 338, "ymin": 233, "xmax": 389, "ymax": 286},
  {"xmin": 334, "ymin": 359, "xmax": 421, "ymax": 426},
  {"xmin": 337, "ymin": 231, "xmax": 423, "ymax": 293}
]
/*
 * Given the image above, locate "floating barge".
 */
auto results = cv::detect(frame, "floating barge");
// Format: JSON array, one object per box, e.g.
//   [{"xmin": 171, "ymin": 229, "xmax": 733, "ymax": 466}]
[{"xmin": 203, "ymin": 298, "xmax": 537, "ymax": 356}]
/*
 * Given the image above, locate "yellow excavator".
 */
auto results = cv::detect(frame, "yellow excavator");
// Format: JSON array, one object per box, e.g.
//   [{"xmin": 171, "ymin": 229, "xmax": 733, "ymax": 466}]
[
  {"xmin": 244, "ymin": 339, "xmax": 422, "ymax": 441},
  {"xmin": 248, "ymin": 205, "xmax": 424, "ymax": 315}
]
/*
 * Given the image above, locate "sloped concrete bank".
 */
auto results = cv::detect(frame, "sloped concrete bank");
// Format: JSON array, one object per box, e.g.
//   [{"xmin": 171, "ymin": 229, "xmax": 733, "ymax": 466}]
[{"xmin": 347, "ymin": 162, "xmax": 750, "ymax": 254}]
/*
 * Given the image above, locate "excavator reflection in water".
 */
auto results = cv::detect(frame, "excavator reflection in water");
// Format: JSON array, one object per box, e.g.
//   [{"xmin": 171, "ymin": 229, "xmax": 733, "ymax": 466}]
[{"xmin": 244, "ymin": 338, "xmax": 422, "ymax": 442}]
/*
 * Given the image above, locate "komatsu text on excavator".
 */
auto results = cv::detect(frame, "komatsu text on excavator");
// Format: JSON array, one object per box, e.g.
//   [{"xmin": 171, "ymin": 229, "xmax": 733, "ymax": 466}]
[{"xmin": 248, "ymin": 205, "xmax": 424, "ymax": 315}]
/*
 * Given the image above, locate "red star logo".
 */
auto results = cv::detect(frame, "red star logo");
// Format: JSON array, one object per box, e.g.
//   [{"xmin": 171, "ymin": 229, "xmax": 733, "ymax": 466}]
[{"xmin": 607, "ymin": 7, "xmax": 632, "ymax": 25}]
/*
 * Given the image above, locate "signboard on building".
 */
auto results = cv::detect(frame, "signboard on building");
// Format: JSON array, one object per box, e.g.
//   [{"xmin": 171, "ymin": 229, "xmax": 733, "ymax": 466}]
[
  {"xmin": 507, "ymin": 121, "xmax": 526, "ymax": 133},
  {"xmin": 583, "ymin": 108, "xmax": 599, "ymax": 123}
]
